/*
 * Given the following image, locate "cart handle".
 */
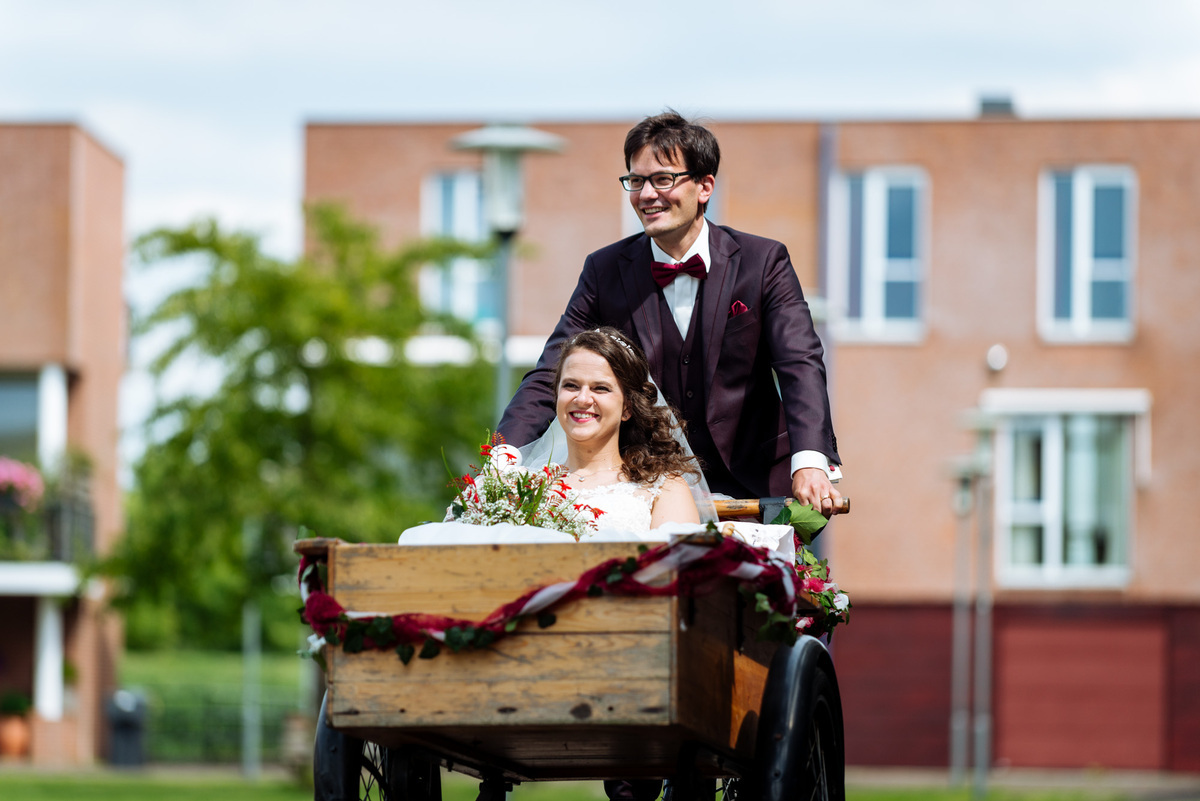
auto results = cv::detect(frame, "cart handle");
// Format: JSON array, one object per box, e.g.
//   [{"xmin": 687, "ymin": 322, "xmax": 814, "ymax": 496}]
[{"xmin": 712, "ymin": 496, "xmax": 850, "ymax": 520}]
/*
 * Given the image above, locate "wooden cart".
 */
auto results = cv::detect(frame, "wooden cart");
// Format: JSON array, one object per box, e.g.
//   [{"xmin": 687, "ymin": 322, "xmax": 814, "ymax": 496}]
[{"xmin": 296, "ymin": 503, "xmax": 845, "ymax": 801}]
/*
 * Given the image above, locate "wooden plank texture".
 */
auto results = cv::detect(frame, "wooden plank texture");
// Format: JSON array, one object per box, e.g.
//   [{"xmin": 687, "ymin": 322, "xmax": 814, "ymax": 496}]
[
  {"xmin": 673, "ymin": 589, "xmax": 736, "ymax": 749},
  {"xmin": 335, "ymin": 723, "xmax": 697, "ymax": 781},
  {"xmin": 332, "ymin": 677, "xmax": 670, "ymax": 729},
  {"xmin": 320, "ymin": 538, "xmax": 785, "ymax": 776},
  {"xmin": 329, "ymin": 541, "xmax": 671, "ymax": 632},
  {"xmin": 330, "ymin": 631, "xmax": 670, "ymax": 727},
  {"xmin": 335, "ymin": 631, "xmax": 670, "ymax": 683}
]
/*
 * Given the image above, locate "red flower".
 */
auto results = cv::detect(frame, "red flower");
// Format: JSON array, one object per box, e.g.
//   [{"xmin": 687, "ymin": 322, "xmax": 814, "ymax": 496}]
[
  {"xmin": 304, "ymin": 592, "xmax": 345, "ymax": 627},
  {"xmin": 800, "ymin": 577, "xmax": 828, "ymax": 594}
]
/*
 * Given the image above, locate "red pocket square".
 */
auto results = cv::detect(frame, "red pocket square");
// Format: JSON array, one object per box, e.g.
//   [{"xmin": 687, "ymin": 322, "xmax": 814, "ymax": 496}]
[{"xmin": 729, "ymin": 300, "xmax": 749, "ymax": 317}]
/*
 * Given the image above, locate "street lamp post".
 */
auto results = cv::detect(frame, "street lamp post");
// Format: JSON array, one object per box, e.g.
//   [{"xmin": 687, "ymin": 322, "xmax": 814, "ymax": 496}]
[
  {"xmin": 451, "ymin": 125, "xmax": 563, "ymax": 426},
  {"xmin": 948, "ymin": 410, "xmax": 996, "ymax": 799}
]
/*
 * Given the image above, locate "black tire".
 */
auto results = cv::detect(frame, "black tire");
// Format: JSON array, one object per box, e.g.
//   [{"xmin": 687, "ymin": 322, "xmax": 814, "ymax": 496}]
[
  {"xmin": 313, "ymin": 692, "xmax": 441, "ymax": 801},
  {"xmin": 751, "ymin": 637, "xmax": 845, "ymax": 801}
]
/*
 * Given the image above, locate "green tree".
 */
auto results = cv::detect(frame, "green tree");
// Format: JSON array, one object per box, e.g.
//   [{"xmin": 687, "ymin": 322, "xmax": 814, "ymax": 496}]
[{"xmin": 108, "ymin": 204, "xmax": 495, "ymax": 650}]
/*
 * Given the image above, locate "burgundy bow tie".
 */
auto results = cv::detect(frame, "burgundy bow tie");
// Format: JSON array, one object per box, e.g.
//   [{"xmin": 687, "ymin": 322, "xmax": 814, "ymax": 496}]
[{"xmin": 651, "ymin": 253, "xmax": 707, "ymax": 288}]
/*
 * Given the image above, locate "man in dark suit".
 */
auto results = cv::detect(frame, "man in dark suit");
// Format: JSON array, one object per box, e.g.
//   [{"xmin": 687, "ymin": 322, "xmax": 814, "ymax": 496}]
[{"xmin": 499, "ymin": 111, "xmax": 843, "ymax": 515}]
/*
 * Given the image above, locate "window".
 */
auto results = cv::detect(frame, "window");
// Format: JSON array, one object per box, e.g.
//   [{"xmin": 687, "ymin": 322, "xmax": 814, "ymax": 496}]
[
  {"xmin": 829, "ymin": 167, "xmax": 927, "ymax": 341},
  {"xmin": 418, "ymin": 170, "xmax": 496, "ymax": 325},
  {"xmin": 984, "ymin": 388, "xmax": 1149, "ymax": 588},
  {"xmin": 0, "ymin": 373, "xmax": 39, "ymax": 463},
  {"xmin": 1039, "ymin": 166, "xmax": 1137, "ymax": 341}
]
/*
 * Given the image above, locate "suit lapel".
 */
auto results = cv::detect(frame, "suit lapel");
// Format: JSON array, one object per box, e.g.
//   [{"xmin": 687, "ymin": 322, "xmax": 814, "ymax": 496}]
[
  {"xmin": 702, "ymin": 225, "xmax": 740, "ymax": 398},
  {"xmin": 618, "ymin": 236, "xmax": 665, "ymax": 379}
]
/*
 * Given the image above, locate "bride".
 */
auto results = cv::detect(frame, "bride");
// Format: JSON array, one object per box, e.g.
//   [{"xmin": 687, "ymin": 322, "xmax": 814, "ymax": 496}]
[{"xmin": 547, "ymin": 327, "xmax": 702, "ymax": 531}]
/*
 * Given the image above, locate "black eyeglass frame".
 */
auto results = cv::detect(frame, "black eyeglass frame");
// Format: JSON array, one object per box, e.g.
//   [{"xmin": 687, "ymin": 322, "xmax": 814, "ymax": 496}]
[{"xmin": 618, "ymin": 171, "xmax": 695, "ymax": 192}]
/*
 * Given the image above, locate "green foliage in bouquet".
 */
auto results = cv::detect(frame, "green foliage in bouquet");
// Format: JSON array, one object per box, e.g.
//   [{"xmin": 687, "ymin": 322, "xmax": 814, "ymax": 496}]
[
  {"xmin": 445, "ymin": 437, "xmax": 601, "ymax": 541},
  {"xmin": 769, "ymin": 499, "xmax": 851, "ymax": 637},
  {"xmin": 768, "ymin": 499, "xmax": 829, "ymax": 546}
]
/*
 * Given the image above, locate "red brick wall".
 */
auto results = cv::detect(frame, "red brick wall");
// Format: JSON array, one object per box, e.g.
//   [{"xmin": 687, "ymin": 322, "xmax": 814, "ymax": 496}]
[
  {"xmin": 834, "ymin": 602, "xmax": 1200, "ymax": 770},
  {"xmin": 1167, "ymin": 607, "xmax": 1200, "ymax": 771},
  {"xmin": 993, "ymin": 605, "xmax": 1166, "ymax": 769},
  {"xmin": 833, "ymin": 603, "xmax": 954, "ymax": 766}
]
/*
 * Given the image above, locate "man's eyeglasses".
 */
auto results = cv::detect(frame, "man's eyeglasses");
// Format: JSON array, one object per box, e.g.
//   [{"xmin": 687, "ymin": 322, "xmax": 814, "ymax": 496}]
[{"xmin": 618, "ymin": 171, "xmax": 694, "ymax": 192}]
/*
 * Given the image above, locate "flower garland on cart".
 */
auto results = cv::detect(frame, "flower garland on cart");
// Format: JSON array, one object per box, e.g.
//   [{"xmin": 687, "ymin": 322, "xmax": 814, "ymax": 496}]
[{"xmin": 298, "ymin": 436, "xmax": 850, "ymax": 666}]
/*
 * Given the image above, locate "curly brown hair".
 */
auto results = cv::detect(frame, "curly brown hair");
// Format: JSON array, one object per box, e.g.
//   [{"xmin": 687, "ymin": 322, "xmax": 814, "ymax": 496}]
[{"xmin": 553, "ymin": 327, "xmax": 701, "ymax": 485}]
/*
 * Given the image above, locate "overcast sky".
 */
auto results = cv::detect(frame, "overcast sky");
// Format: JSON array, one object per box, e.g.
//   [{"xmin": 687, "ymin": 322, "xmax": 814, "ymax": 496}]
[
  {"xmin": 5, "ymin": 0, "xmax": 1200, "ymax": 474},
  {"xmin": 5, "ymin": 0, "xmax": 1200, "ymax": 261}
]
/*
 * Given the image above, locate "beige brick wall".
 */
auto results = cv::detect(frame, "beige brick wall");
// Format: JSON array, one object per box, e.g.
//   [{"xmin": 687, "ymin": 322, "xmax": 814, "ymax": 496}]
[
  {"xmin": 830, "ymin": 119, "xmax": 1200, "ymax": 602},
  {"xmin": 0, "ymin": 123, "xmax": 126, "ymax": 765}
]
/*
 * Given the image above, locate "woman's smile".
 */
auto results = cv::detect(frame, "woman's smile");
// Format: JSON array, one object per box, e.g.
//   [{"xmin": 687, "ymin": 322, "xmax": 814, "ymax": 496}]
[{"xmin": 556, "ymin": 350, "xmax": 629, "ymax": 445}]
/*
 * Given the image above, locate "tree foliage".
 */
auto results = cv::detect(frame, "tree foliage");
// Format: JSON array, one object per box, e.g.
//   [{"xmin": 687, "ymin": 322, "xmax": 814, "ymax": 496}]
[{"xmin": 108, "ymin": 205, "xmax": 496, "ymax": 649}]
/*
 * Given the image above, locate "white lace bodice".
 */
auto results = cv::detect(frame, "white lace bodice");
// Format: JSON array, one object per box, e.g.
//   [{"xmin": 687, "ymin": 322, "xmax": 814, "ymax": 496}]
[{"xmin": 572, "ymin": 475, "xmax": 667, "ymax": 533}]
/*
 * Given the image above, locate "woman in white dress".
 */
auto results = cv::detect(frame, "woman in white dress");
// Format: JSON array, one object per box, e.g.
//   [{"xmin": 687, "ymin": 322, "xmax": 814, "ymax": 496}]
[{"xmin": 550, "ymin": 327, "xmax": 701, "ymax": 531}]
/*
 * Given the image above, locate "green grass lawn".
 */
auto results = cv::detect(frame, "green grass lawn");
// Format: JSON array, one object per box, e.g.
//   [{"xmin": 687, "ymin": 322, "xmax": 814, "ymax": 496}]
[
  {"xmin": 0, "ymin": 770, "xmax": 1133, "ymax": 801},
  {"xmin": 121, "ymin": 648, "xmax": 314, "ymax": 690},
  {"xmin": 0, "ymin": 771, "xmax": 312, "ymax": 801},
  {"xmin": 119, "ymin": 648, "xmax": 319, "ymax": 763}
]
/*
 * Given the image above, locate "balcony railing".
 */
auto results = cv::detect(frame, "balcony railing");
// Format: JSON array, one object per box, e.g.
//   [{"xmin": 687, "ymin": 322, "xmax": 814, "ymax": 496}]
[{"xmin": 0, "ymin": 486, "xmax": 94, "ymax": 563}]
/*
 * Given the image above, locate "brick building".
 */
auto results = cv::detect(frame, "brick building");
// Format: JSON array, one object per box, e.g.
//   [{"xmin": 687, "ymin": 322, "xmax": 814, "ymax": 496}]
[
  {"xmin": 0, "ymin": 123, "xmax": 125, "ymax": 764},
  {"xmin": 304, "ymin": 112, "xmax": 1200, "ymax": 772}
]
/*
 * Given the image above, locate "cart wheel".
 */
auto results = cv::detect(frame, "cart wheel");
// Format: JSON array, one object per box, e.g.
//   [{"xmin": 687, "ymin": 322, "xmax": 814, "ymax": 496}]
[
  {"xmin": 751, "ymin": 636, "xmax": 845, "ymax": 801},
  {"xmin": 313, "ymin": 692, "xmax": 442, "ymax": 801}
]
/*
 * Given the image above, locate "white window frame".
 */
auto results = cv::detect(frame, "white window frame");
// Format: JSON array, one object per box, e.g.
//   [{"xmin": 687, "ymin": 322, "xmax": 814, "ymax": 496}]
[
  {"xmin": 418, "ymin": 170, "xmax": 489, "ymax": 323},
  {"xmin": 981, "ymin": 388, "xmax": 1150, "ymax": 590},
  {"xmin": 1037, "ymin": 165, "xmax": 1138, "ymax": 343},
  {"xmin": 828, "ymin": 166, "xmax": 928, "ymax": 343}
]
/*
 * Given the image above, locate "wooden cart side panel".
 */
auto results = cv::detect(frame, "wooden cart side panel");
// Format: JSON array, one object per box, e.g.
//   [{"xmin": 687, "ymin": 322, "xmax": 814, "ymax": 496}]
[
  {"xmin": 316, "ymin": 538, "xmax": 785, "ymax": 776},
  {"xmin": 673, "ymin": 588, "xmax": 736, "ymax": 752},
  {"xmin": 331, "ymin": 676, "xmax": 671, "ymax": 730},
  {"xmin": 730, "ymin": 652, "xmax": 769, "ymax": 754},
  {"xmin": 342, "ymin": 723, "xmax": 689, "ymax": 782},
  {"xmin": 729, "ymin": 597, "xmax": 780, "ymax": 756},
  {"xmin": 328, "ymin": 614, "xmax": 675, "ymax": 728},
  {"xmin": 328, "ymin": 542, "xmax": 670, "ymax": 633}
]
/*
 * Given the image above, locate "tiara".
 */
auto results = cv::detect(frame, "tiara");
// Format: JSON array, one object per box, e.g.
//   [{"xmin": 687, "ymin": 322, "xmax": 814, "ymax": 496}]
[{"xmin": 593, "ymin": 328, "xmax": 636, "ymax": 354}]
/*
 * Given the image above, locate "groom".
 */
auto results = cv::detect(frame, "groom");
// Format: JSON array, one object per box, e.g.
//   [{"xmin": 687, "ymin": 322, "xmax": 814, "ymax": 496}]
[{"xmin": 498, "ymin": 111, "xmax": 843, "ymax": 516}]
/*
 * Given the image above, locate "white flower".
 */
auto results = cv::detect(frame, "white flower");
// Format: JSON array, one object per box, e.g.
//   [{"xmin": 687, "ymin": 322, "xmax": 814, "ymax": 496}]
[
  {"xmin": 833, "ymin": 592, "xmax": 850, "ymax": 611},
  {"xmin": 304, "ymin": 633, "xmax": 327, "ymax": 657},
  {"xmin": 489, "ymin": 444, "xmax": 523, "ymax": 471}
]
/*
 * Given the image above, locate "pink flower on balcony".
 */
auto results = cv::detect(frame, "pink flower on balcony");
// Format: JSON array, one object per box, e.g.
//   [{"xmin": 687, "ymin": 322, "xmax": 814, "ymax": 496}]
[{"xmin": 0, "ymin": 457, "xmax": 44, "ymax": 512}]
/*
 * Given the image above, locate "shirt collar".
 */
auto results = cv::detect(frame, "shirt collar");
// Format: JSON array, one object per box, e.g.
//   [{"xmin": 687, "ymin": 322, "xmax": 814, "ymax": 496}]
[{"xmin": 650, "ymin": 218, "xmax": 711, "ymax": 273}]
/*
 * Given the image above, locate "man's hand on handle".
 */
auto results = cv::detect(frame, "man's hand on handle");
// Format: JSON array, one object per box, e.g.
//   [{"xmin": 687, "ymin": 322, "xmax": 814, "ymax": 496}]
[{"xmin": 792, "ymin": 466, "xmax": 845, "ymax": 518}]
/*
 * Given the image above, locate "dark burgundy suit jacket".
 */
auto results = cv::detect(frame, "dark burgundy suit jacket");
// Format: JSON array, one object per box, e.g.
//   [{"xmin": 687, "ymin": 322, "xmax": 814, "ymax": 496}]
[{"xmin": 498, "ymin": 224, "xmax": 840, "ymax": 498}]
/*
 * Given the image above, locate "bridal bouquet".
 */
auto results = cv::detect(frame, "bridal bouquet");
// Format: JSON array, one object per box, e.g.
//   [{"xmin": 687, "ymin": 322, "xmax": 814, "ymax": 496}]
[{"xmin": 446, "ymin": 435, "xmax": 602, "ymax": 541}]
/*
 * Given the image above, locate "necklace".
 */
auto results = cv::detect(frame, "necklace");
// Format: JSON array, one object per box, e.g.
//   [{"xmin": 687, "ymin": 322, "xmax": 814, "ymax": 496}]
[{"xmin": 570, "ymin": 465, "xmax": 620, "ymax": 483}]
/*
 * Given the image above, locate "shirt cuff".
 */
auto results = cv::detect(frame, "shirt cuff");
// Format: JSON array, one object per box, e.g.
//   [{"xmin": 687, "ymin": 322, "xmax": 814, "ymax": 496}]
[{"xmin": 791, "ymin": 450, "xmax": 843, "ymax": 483}]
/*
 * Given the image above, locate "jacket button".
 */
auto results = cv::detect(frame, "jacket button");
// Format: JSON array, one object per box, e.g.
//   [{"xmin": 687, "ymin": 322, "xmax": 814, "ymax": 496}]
[
  {"xmin": 686, "ymin": 390, "xmax": 694, "ymax": 399},
  {"xmin": 682, "ymin": 355, "xmax": 690, "ymax": 364}
]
